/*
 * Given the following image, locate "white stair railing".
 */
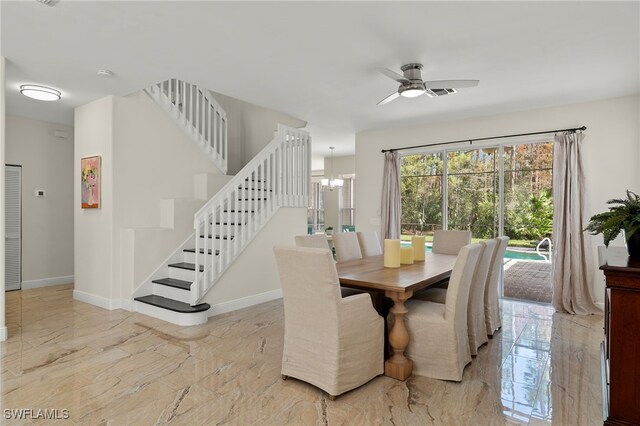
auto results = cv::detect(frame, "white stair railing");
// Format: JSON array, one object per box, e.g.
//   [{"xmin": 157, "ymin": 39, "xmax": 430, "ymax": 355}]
[
  {"xmin": 191, "ymin": 125, "xmax": 311, "ymax": 304},
  {"xmin": 145, "ymin": 78, "xmax": 228, "ymax": 174}
]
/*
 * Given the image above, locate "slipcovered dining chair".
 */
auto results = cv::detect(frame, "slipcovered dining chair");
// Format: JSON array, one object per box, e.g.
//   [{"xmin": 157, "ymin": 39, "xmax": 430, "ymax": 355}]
[
  {"xmin": 485, "ymin": 236, "xmax": 510, "ymax": 336},
  {"xmin": 356, "ymin": 231, "xmax": 383, "ymax": 257},
  {"xmin": 295, "ymin": 234, "xmax": 330, "ymax": 249},
  {"xmin": 413, "ymin": 239, "xmax": 497, "ymax": 356},
  {"xmin": 431, "ymin": 230, "xmax": 472, "ymax": 255},
  {"xmin": 273, "ymin": 246, "xmax": 384, "ymax": 398},
  {"xmin": 295, "ymin": 234, "xmax": 363, "ymax": 298},
  {"xmin": 333, "ymin": 232, "xmax": 363, "ymax": 262},
  {"xmin": 400, "ymin": 243, "xmax": 481, "ymax": 381}
]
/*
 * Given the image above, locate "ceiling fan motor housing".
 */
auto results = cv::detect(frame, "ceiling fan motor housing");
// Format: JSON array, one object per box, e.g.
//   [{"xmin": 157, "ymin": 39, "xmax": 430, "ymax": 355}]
[{"xmin": 401, "ymin": 63, "xmax": 424, "ymax": 81}]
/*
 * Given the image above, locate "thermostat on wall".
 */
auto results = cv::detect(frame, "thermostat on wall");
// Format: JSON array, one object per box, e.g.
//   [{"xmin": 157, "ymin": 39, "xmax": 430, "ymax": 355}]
[{"xmin": 34, "ymin": 190, "xmax": 46, "ymax": 197}]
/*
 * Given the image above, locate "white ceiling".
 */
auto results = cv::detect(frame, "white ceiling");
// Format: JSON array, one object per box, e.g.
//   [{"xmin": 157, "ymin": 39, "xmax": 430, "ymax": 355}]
[{"xmin": 2, "ymin": 1, "xmax": 639, "ymax": 165}]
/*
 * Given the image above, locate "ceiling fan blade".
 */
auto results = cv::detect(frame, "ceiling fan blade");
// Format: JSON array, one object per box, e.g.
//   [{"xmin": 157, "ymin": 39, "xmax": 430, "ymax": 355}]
[
  {"xmin": 377, "ymin": 91, "xmax": 400, "ymax": 106},
  {"xmin": 378, "ymin": 68, "xmax": 409, "ymax": 84},
  {"xmin": 423, "ymin": 79, "xmax": 479, "ymax": 89}
]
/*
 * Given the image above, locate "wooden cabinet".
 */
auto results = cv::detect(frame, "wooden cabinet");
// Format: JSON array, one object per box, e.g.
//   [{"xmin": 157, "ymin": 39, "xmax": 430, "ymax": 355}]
[{"xmin": 599, "ymin": 246, "xmax": 640, "ymax": 425}]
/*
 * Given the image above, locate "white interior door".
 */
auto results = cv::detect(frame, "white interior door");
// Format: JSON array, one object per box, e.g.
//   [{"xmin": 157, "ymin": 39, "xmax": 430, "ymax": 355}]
[{"xmin": 5, "ymin": 165, "xmax": 21, "ymax": 291}]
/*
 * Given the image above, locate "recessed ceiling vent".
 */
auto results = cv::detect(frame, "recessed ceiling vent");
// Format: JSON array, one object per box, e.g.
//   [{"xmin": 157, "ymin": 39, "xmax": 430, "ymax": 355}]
[
  {"xmin": 36, "ymin": 0, "xmax": 59, "ymax": 6},
  {"xmin": 426, "ymin": 88, "xmax": 458, "ymax": 97}
]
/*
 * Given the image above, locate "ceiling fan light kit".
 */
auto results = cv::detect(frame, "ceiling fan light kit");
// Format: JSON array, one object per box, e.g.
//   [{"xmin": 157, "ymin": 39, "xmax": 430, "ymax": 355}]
[{"xmin": 377, "ymin": 62, "xmax": 478, "ymax": 105}]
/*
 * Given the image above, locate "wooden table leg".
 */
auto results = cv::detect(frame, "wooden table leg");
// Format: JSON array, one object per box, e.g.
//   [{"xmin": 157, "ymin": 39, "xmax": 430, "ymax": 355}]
[{"xmin": 384, "ymin": 290, "xmax": 413, "ymax": 380}]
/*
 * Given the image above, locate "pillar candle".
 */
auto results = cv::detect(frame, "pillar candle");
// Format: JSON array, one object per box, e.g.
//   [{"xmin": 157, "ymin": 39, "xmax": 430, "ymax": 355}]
[
  {"xmin": 383, "ymin": 239, "xmax": 401, "ymax": 268},
  {"xmin": 412, "ymin": 236, "xmax": 426, "ymax": 262},
  {"xmin": 400, "ymin": 246, "xmax": 414, "ymax": 264}
]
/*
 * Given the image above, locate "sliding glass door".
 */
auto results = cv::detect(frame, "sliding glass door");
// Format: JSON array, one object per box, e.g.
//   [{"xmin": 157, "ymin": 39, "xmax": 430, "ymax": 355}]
[{"xmin": 401, "ymin": 140, "xmax": 554, "ymax": 303}]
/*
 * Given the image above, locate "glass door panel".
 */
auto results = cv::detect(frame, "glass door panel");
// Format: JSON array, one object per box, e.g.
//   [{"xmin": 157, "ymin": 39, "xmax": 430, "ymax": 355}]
[{"xmin": 447, "ymin": 148, "xmax": 499, "ymax": 238}]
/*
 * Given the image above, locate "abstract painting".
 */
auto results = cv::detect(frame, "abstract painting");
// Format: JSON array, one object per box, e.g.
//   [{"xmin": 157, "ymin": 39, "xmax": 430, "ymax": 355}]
[{"xmin": 81, "ymin": 156, "xmax": 101, "ymax": 208}]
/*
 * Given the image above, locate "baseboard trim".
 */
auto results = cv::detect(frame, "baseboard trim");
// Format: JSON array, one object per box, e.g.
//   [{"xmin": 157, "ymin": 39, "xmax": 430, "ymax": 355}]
[
  {"xmin": 22, "ymin": 275, "xmax": 74, "ymax": 290},
  {"xmin": 208, "ymin": 288, "xmax": 282, "ymax": 317},
  {"xmin": 0, "ymin": 326, "xmax": 7, "ymax": 342},
  {"xmin": 73, "ymin": 290, "xmax": 132, "ymax": 311},
  {"xmin": 595, "ymin": 302, "xmax": 605, "ymax": 311}
]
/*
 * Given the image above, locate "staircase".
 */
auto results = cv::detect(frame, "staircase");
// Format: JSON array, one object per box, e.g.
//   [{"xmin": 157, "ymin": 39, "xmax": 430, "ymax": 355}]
[
  {"xmin": 145, "ymin": 78, "xmax": 228, "ymax": 174},
  {"xmin": 133, "ymin": 79, "xmax": 311, "ymax": 326}
]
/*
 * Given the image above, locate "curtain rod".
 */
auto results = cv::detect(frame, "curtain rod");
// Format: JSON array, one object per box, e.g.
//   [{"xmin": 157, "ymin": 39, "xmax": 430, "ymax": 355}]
[{"xmin": 380, "ymin": 126, "xmax": 587, "ymax": 153}]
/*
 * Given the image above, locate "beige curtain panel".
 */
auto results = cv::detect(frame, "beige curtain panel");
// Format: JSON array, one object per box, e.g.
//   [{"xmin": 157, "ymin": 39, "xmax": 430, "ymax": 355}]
[
  {"xmin": 381, "ymin": 151, "xmax": 401, "ymax": 239},
  {"xmin": 552, "ymin": 132, "xmax": 600, "ymax": 315}
]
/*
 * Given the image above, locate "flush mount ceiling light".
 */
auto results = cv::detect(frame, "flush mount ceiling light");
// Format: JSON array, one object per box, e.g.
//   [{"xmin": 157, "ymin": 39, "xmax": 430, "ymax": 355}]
[
  {"xmin": 19, "ymin": 85, "xmax": 61, "ymax": 101},
  {"xmin": 96, "ymin": 69, "xmax": 114, "ymax": 78}
]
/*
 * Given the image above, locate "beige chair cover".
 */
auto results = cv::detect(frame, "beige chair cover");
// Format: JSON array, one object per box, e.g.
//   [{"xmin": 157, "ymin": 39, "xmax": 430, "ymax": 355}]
[
  {"xmin": 295, "ymin": 234, "xmax": 330, "ymax": 249},
  {"xmin": 485, "ymin": 236, "xmax": 510, "ymax": 336},
  {"xmin": 356, "ymin": 231, "xmax": 383, "ymax": 257},
  {"xmin": 333, "ymin": 232, "xmax": 363, "ymax": 262},
  {"xmin": 402, "ymin": 243, "xmax": 481, "ymax": 381},
  {"xmin": 414, "ymin": 239, "xmax": 497, "ymax": 356},
  {"xmin": 273, "ymin": 246, "xmax": 384, "ymax": 397},
  {"xmin": 432, "ymin": 230, "xmax": 472, "ymax": 255}
]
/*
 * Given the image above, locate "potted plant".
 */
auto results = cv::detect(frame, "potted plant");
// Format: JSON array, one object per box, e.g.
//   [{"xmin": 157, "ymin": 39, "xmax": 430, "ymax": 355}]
[
  {"xmin": 325, "ymin": 226, "xmax": 334, "ymax": 236},
  {"xmin": 585, "ymin": 190, "xmax": 640, "ymax": 257}
]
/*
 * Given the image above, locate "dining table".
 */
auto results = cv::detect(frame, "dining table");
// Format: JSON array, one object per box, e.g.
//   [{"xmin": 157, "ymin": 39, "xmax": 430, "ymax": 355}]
[{"xmin": 336, "ymin": 253, "xmax": 458, "ymax": 381}]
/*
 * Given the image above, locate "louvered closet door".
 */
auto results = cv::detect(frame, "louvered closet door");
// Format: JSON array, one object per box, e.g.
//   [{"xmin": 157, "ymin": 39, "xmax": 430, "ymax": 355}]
[{"xmin": 5, "ymin": 165, "xmax": 21, "ymax": 291}]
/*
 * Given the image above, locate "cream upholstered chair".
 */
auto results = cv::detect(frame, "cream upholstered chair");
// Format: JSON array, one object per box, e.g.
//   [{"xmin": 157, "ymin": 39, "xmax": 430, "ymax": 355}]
[
  {"xmin": 273, "ymin": 246, "xmax": 383, "ymax": 398},
  {"xmin": 295, "ymin": 234, "xmax": 363, "ymax": 298},
  {"xmin": 333, "ymin": 232, "xmax": 363, "ymax": 262},
  {"xmin": 485, "ymin": 236, "xmax": 510, "ymax": 336},
  {"xmin": 401, "ymin": 243, "xmax": 481, "ymax": 381},
  {"xmin": 414, "ymin": 239, "xmax": 497, "ymax": 356},
  {"xmin": 431, "ymin": 230, "xmax": 472, "ymax": 255},
  {"xmin": 295, "ymin": 234, "xmax": 330, "ymax": 249},
  {"xmin": 356, "ymin": 231, "xmax": 383, "ymax": 257}
]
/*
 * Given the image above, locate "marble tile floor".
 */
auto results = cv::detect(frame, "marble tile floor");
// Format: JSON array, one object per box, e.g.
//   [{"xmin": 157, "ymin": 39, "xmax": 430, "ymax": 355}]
[{"xmin": 1, "ymin": 284, "xmax": 604, "ymax": 425}]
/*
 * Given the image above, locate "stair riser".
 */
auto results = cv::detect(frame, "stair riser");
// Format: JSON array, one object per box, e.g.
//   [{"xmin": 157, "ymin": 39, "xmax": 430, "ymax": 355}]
[
  {"xmin": 169, "ymin": 267, "xmax": 197, "ymax": 282},
  {"xmin": 152, "ymin": 283, "xmax": 192, "ymax": 304},
  {"xmin": 133, "ymin": 300, "xmax": 208, "ymax": 326},
  {"xmin": 183, "ymin": 251, "xmax": 217, "ymax": 264}
]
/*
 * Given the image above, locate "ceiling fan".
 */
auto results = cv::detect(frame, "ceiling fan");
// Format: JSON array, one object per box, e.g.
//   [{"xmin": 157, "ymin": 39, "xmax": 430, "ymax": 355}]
[{"xmin": 377, "ymin": 63, "xmax": 479, "ymax": 105}]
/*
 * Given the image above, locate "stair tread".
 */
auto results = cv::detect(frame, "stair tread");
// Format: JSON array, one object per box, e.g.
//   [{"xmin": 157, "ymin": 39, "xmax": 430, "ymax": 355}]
[
  {"xmin": 168, "ymin": 262, "xmax": 204, "ymax": 272},
  {"xmin": 238, "ymin": 198, "xmax": 268, "ymax": 201},
  {"xmin": 200, "ymin": 235, "xmax": 234, "ymax": 239},
  {"xmin": 134, "ymin": 295, "xmax": 210, "ymax": 313},
  {"xmin": 223, "ymin": 210, "xmax": 255, "ymax": 213},
  {"xmin": 152, "ymin": 278, "xmax": 192, "ymax": 290},
  {"xmin": 215, "ymin": 222, "xmax": 244, "ymax": 226},
  {"xmin": 184, "ymin": 248, "xmax": 220, "ymax": 255}
]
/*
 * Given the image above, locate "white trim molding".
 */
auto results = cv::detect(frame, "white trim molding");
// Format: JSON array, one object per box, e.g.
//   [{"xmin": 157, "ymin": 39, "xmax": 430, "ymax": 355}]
[
  {"xmin": 73, "ymin": 289, "xmax": 132, "ymax": 311},
  {"xmin": 22, "ymin": 275, "xmax": 74, "ymax": 290},
  {"xmin": 0, "ymin": 326, "xmax": 7, "ymax": 342},
  {"xmin": 207, "ymin": 288, "xmax": 282, "ymax": 317}
]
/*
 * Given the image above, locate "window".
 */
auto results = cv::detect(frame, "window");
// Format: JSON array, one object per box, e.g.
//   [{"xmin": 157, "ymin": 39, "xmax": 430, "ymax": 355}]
[
  {"xmin": 307, "ymin": 180, "xmax": 324, "ymax": 234},
  {"xmin": 340, "ymin": 176, "xmax": 355, "ymax": 232},
  {"xmin": 400, "ymin": 153, "xmax": 443, "ymax": 237}
]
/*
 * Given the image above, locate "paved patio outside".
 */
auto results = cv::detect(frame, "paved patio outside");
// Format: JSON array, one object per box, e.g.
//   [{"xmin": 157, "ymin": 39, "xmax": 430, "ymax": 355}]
[{"xmin": 503, "ymin": 259, "xmax": 552, "ymax": 304}]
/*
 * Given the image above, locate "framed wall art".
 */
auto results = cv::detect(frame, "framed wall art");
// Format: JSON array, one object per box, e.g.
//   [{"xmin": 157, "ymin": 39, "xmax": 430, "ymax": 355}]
[{"xmin": 81, "ymin": 155, "xmax": 101, "ymax": 209}]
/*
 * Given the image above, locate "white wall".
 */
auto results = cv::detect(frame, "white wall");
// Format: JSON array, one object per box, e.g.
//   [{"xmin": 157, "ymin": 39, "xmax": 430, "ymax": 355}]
[
  {"xmin": 6, "ymin": 116, "xmax": 74, "ymax": 286},
  {"xmin": 322, "ymin": 155, "xmax": 355, "ymax": 231},
  {"xmin": 1, "ymin": 56, "xmax": 6, "ymax": 341},
  {"xmin": 211, "ymin": 91, "xmax": 307, "ymax": 174},
  {"xmin": 74, "ymin": 96, "xmax": 115, "ymax": 300},
  {"xmin": 355, "ymin": 95, "xmax": 640, "ymax": 304},
  {"xmin": 202, "ymin": 207, "xmax": 306, "ymax": 308}
]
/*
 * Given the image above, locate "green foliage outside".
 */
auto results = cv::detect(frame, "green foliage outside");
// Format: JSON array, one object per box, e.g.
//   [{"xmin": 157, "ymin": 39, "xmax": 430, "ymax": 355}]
[{"xmin": 401, "ymin": 143, "xmax": 554, "ymax": 249}]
